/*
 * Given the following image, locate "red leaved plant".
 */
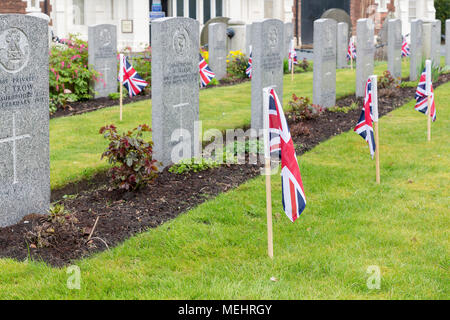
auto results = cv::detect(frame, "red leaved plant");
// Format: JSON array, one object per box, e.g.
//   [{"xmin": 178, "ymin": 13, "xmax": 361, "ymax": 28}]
[{"xmin": 100, "ymin": 124, "xmax": 159, "ymax": 191}]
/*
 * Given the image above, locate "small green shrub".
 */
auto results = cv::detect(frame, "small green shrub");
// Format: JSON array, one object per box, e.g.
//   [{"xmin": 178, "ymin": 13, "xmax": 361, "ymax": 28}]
[
  {"xmin": 49, "ymin": 34, "xmax": 100, "ymax": 113},
  {"xmin": 226, "ymin": 50, "xmax": 249, "ymax": 79},
  {"xmin": 100, "ymin": 124, "xmax": 159, "ymax": 191},
  {"xmin": 288, "ymin": 94, "xmax": 324, "ymax": 121},
  {"xmin": 109, "ymin": 92, "xmax": 121, "ymax": 100},
  {"xmin": 329, "ymin": 101, "xmax": 359, "ymax": 114},
  {"xmin": 378, "ymin": 70, "xmax": 399, "ymax": 89},
  {"xmin": 169, "ymin": 158, "xmax": 219, "ymax": 175}
]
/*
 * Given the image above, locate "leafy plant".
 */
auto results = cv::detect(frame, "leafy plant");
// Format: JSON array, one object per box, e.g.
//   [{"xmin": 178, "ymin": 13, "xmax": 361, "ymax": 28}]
[
  {"xmin": 288, "ymin": 94, "xmax": 324, "ymax": 121},
  {"xmin": 418, "ymin": 58, "xmax": 442, "ymax": 83},
  {"xmin": 298, "ymin": 58, "xmax": 311, "ymax": 72},
  {"xmin": 109, "ymin": 92, "xmax": 121, "ymax": 100},
  {"xmin": 226, "ymin": 50, "xmax": 249, "ymax": 79},
  {"xmin": 329, "ymin": 101, "xmax": 359, "ymax": 114},
  {"xmin": 229, "ymin": 139, "xmax": 265, "ymax": 156},
  {"xmin": 378, "ymin": 70, "xmax": 399, "ymax": 89},
  {"xmin": 49, "ymin": 34, "xmax": 100, "ymax": 113},
  {"xmin": 100, "ymin": 124, "xmax": 159, "ymax": 191},
  {"xmin": 169, "ymin": 158, "xmax": 219, "ymax": 175}
]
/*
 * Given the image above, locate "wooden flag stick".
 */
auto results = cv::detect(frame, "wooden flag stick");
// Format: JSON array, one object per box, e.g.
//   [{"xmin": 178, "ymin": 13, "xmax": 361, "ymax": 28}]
[
  {"xmin": 350, "ymin": 55, "xmax": 353, "ymax": 70},
  {"xmin": 263, "ymin": 87, "xmax": 274, "ymax": 259},
  {"xmin": 119, "ymin": 54, "xmax": 124, "ymax": 122},
  {"xmin": 120, "ymin": 83, "xmax": 123, "ymax": 122},
  {"xmin": 291, "ymin": 60, "xmax": 294, "ymax": 81},
  {"xmin": 371, "ymin": 75, "xmax": 380, "ymax": 184},
  {"xmin": 426, "ymin": 60, "xmax": 432, "ymax": 142}
]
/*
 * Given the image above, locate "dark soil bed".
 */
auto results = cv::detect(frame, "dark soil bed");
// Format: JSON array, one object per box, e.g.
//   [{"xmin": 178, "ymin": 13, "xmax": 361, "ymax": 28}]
[{"xmin": 2, "ymin": 73, "xmax": 449, "ymax": 266}]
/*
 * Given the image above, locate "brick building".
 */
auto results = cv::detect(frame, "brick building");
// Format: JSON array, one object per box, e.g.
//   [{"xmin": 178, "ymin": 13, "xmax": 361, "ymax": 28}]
[
  {"xmin": 292, "ymin": 0, "xmax": 436, "ymax": 46},
  {"xmin": 0, "ymin": 0, "xmax": 51, "ymax": 15}
]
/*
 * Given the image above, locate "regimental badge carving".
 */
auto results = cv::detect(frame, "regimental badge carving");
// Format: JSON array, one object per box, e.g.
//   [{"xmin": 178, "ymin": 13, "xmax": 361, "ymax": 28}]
[
  {"xmin": 99, "ymin": 28, "xmax": 112, "ymax": 47},
  {"xmin": 268, "ymin": 26, "xmax": 278, "ymax": 48},
  {"xmin": 0, "ymin": 28, "xmax": 30, "ymax": 73},
  {"xmin": 173, "ymin": 27, "xmax": 189, "ymax": 56}
]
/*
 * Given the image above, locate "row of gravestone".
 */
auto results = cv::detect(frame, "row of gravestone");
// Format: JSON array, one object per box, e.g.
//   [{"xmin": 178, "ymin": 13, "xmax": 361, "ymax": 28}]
[
  {"xmin": 313, "ymin": 18, "xmax": 447, "ymax": 108},
  {"xmin": 0, "ymin": 15, "xmax": 287, "ymax": 227},
  {"xmin": 0, "ymin": 14, "xmax": 449, "ymax": 227}
]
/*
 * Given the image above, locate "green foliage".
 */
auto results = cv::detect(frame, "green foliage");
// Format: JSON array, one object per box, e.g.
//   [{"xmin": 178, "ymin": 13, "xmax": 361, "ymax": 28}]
[
  {"xmin": 283, "ymin": 59, "xmax": 290, "ymax": 74},
  {"xmin": 400, "ymin": 81, "xmax": 418, "ymax": 88},
  {"xmin": 49, "ymin": 34, "xmax": 100, "ymax": 113},
  {"xmin": 100, "ymin": 124, "xmax": 159, "ymax": 191},
  {"xmin": 169, "ymin": 157, "xmax": 219, "ymax": 174},
  {"xmin": 418, "ymin": 58, "xmax": 443, "ymax": 82},
  {"xmin": 288, "ymin": 94, "xmax": 324, "ymax": 121},
  {"xmin": 298, "ymin": 58, "xmax": 312, "ymax": 72},
  {"xmin": 230, "ymin": 139, "xmax": 264, "ymax": 155},
  {"xmin": 226, "ymin": 50, "xmax": 249, "ymax": 79},
  {"xmin": 209, "ymin": 78, "xmax": 219, "ymax": 86},
  {"xmin": 329, "ymin": 101, "xmax": 359, "ymax": 114},
  {"xmin": 435, "ymin": 0, "xmax": 449, "ymax": 36},
  {"xmin": 378, "ymin": 70, "xmax": 399, "ymax": 89},
  {"xmin": 109, "ymin": 92, "xmax": 121, "ymax": 100}
]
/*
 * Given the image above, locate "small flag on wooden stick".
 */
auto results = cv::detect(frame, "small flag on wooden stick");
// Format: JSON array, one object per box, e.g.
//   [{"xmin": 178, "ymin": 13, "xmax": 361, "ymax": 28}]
[{"xmin": 414, "ymin": 60, "xmax": 436, "ymax": 141}]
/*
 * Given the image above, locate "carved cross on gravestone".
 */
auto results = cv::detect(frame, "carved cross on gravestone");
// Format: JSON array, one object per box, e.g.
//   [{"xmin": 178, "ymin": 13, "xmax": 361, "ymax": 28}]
[{"xmin": 0, "ymin": 114, "xmax": 31, "ymax": 184}]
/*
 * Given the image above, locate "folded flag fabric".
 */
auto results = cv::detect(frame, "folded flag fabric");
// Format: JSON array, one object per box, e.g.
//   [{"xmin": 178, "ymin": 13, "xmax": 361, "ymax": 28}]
[
  {"xmin": 119, "ymin": 55, "xmax": 149, "ymax": 97},
  {"xmin": 354, "ymin": 77, "xmax": 376, "ymax": 158},
  {"xmin": 246, "ymin": 49, "xmax": 252, "ymax": 78},
  {"xmin": 401, "ymin": 36, "xmax": 410, "ymax": 57},
  {"xmin": 347, "ymin": 37, "xmax": 356, "ymax": 60},
  {"xmin": 415, "ymin": 68, "xmax": 436, "ymax": 121},
  {"xmin": 288, "ymin": 39, "xmax": 298, "ymax": 71},
  {"xmin": 199, "ymin": 53, "xmax": 215, "ymax": 88},
  {"xmin": 267, "ymin": 88, "xmax": 306, "ymax": 222}
]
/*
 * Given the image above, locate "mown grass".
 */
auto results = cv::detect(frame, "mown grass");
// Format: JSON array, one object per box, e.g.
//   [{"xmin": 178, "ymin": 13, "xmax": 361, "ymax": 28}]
[
  {"xmin": 50, "ymin": 60, "xmax": 410, "ymax": 188},
  {"xmin": 1, "ymin": 79, "xmax": 447, "ymax": 300}
]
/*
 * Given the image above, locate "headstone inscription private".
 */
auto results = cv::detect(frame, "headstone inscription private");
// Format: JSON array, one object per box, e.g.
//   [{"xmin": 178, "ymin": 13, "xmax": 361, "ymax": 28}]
[
  {"xmin": 387, "ymin": 19, "xmax": 402, "ymax": 80},
  {"xmin": 251, "ymin": 19, "xmax": 284, "ymax": 130},
  {"xmin": 0, "ymin": 15, "xmax": 50, "ymax": 227},
  {"xmin": 151, "ymin": 17, "xmax": 200, "ymax": 167},
  {"xmin": 88, "ymin": 24, "xmax": 117, "ymax": 98},
  {"xmin": 313, "ymin": 19, "xmax": 337, "ymax": 108},
  {"xmin": 410, "ymin": 19, "xmax": 423, "ymax": 81},
  {"xmin": 337, "ymin": 22, "xmax": 348, "ymax": 69},
  {"xmin": 356, "ymin": 18, "xmax": 375, "ymax": 97},
  {"xmin": 208, "ymin": 22, "xmax": 227, "ymax": 80}
]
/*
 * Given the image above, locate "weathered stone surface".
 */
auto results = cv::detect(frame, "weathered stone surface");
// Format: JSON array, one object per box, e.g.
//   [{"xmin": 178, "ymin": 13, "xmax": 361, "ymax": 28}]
[
  {"xmin": 313, "ymin": 18, "xmax": 337, "ymax": 108},
  {"xmin": 284, "ymin": 22, "xmax": 293, "ymax": 59},
  {"xmin": 88, "ymin": 24, "xmax": 117, "ymax": 98},
  {"xmin": 337, "ymin": 22, "xmax": 348, "ymax": 69},
  {"xmin": 387, "ymin": 19, "xmax": 402, "ymax": 80},
  {"xmin": 208, "ymin": 22, "xmax": 227, "ymax": 80},
  {"xmin": 410, "ymin": 19, "xmax": 423, "ymax": 81},
  {"xmin": 0, "ymin": 14, "xmax": 50, "ymax": 227},
  {"xmin": 446, "ymin": 20, "xmax": 450, "ymax": 66},
  {"xmin": 430, "ymin": 20, "xmax": 441, "ymax": 68},
  {"xmin": 251, "ymin": 19, "xmax": 284, "ymax": 130},
  {"xmin": 151, "ymin": 17, "xmax": 200, "ymax": 167},
  {"xmin": 356, "ymin": 18, "xmax": 374, "ymax": 97},
  {"xmin": 245, "ymin": 23, "xmax": 252, "ymax": 55}
]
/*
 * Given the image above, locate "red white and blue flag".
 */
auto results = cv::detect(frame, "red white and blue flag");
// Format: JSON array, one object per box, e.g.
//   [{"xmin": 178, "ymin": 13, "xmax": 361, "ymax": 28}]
[
  {"xmin": 354, "ymin": 78, "xmax": 376, "ymax": 158},
  {"xmin": 119, "ymin": 55, "xmax": 149, "ymax": 97},
  {"xmin": 199, "ymin": 53, "xmax": 215, "ymax": 88},
  {"xmin": 246, "ymin": 49, "xmax": 252, "ymax": 78},
  {"xmin": 415, "ymin": 68, "xmax": 436, "ymax": 121},
  {"xmin": 267, "ymin": 88, "xmax": 306, "ymax": 222},
  {"xmin": 288, "ymin": 39, "xmax": 298, "ymax": 71},
  {"xmin": 401, "ymin": 36, "xmax": 410, "ymax": 57},
  {"xmin": 347, "ymin": 37, "xmax": 356, "ymax": 60}
]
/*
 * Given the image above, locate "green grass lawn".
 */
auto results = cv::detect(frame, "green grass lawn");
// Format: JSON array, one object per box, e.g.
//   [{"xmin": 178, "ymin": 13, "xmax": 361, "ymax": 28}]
[
  {"xmin": 50, "ymin": 60, "xmax": 410, "ymax": 189},
  {"xmin": 1, "ymin": 79, "xmax": 447, "ymax": 299}
]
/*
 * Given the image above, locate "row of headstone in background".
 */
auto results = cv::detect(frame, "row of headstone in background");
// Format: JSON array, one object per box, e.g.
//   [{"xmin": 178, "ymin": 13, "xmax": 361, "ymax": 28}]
[
  {"xmin": 447, "ymin": 19, "xmax": 450, "ymax": 66},
  {"xmin": 336, "ymin": 22, "xmax": 348, "ymax": 69},
  {"xmin": 410, "ymin": 19, "xmax": 423, "ymax": 81},
  {"xmin": 245, "ymin": 22, "xmax": 292, "ymax": 57},
  {"xmin": 387, "ymin": 19, "xmax": 402, "ymax": 80},
  {"xmin": 88, "ymin": 24, "xmax": 118, "ymax": 98},
  {"xmin": 356, "ymin": 18, "xmax": 375, "ymax": 97},
  {"xmin": 208, "ymin": 22, "xmax": 227, "ymax": 80},
  {"xmin": 313, "ymin": 18, "xmax": 337, "ymax": 108},
  {"xmin": 0, "ymin": 15, "xmax": 50, "ymax": 227}
]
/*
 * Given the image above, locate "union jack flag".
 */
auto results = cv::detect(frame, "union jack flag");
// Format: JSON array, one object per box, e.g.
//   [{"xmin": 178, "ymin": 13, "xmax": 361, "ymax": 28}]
[
  {"xmin": 415, "ymin": 68, "xmax": 436, "ymax": 121},
  {"xmin": 119, "ymin": 55, "xmax": 149, "ymax": 97},
  {"xmin": 401, "ymin": 36, "xmax": 410, "ymax": 57},
  {"xmin": 354, "ymin": 77, "xmax": 376, "ymax": 158},
  {"xmin": 347, "ymin": 37, "xmax": 356, "ymax": 60},
  {"xmin": 267, "ymin": 88, "xmax": 306, "ymax": 222},
  {"xmin": 246, "ymin": 49, "xmax": 252, "ymax": 78},
  {"xmin": 288, "ymin": 39, "xmax": 298, "ymax": 71},
  {"xmin": 199, "ymin": 53, "xmax": 215, "ymax": 88}
]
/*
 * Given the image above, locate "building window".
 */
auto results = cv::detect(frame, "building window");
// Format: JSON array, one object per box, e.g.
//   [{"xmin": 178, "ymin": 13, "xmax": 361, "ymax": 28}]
[
  {"xmin": 409, "ymin": 0, "xmax": 417, "ymax": 21},
  {"xmin": 177, "ymin": 0, "xmax": 184, "ymax": 16},
  {"xmin": 204, "ymin": 0, "xmax": 211, "ymax": 23},
  {"xmin": 375, "ymin": 0, "xmax": 389, "ymax": 13},
  {"xmin": 189, "ymin": 0, "xmax": 197, "ymax": 19},
  {"xmin": 215, "ymin": 0, "xmax": 222, "ymax": 17},
  {"xmin": 73, "ymin": 0, "xmax": 85, "ymax": 25}
]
